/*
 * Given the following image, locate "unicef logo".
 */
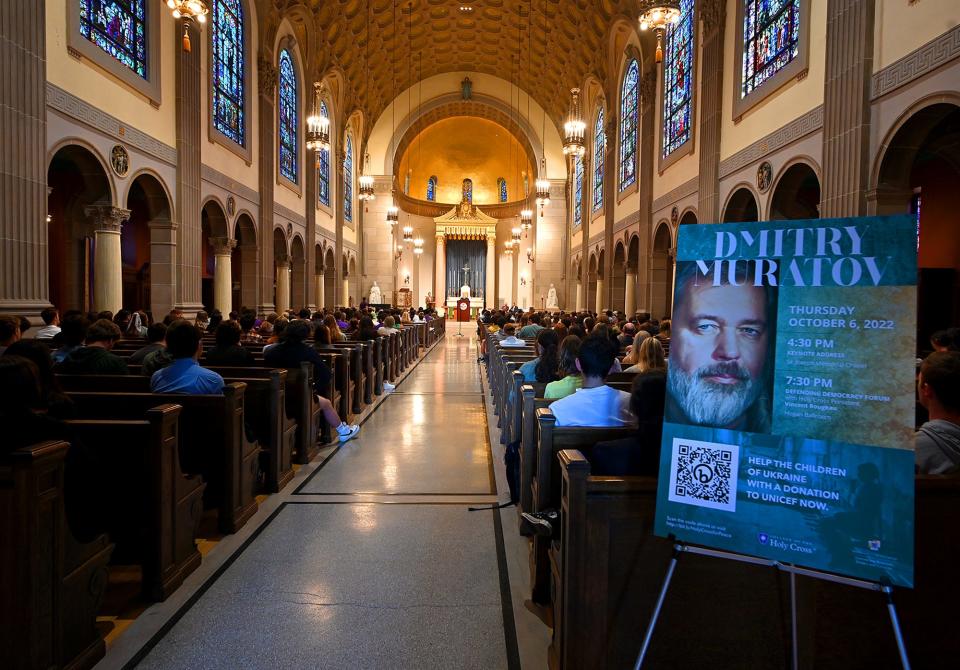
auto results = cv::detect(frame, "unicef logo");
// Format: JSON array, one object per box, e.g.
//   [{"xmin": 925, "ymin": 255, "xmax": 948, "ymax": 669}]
[{"xmin": 693, "ymin": 462, "xmax": 715, "ymax": 484}]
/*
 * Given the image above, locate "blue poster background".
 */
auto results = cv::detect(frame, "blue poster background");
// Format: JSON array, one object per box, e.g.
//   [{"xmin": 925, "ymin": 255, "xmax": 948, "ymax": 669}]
[{"xmin": 654, "ymin": 215, "xmax": 916, "ymax": 587}]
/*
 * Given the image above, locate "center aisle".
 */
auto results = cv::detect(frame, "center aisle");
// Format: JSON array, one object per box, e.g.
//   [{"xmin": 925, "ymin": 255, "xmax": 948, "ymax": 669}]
[{"xmin": 123, "ymin": 332, "xmax": 521, "ymax": 670}]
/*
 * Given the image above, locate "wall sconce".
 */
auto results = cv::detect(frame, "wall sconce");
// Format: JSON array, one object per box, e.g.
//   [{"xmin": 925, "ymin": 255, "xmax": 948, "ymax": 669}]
[
  {"xmin": 404, "ymin": 274, "xmax": 411, "ymax": 286},
  {"xmin": 520, "ymin": 276, "xmax": 527, "ymax": 286},
  {"xmin": 526, "ymin": 249, "xmax": 535, "ymax": 264},
  {"xmin": 395, "ymin": 244, "xmax": 403, "ymax": 262}
]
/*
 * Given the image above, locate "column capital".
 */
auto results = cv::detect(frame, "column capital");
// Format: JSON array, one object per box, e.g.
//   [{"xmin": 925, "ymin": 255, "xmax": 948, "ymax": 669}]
[
  {"xmin": 436, "ymin": 232, "xmax": 445, "ymax": 243},
  {"xmin": 85, "ymin": 205, "xmax": 130, "ymax": 233},
  {"xmin": 640, "ymin": 70, "xmax": 657, "ymax": 107},
  {"xmin": 699, "ymin": 0, "xmax": 727, "ymax": 32},
  {"xmin": 486, "ymin": 231, "xmax": 497, "ymax": 244},
  {"xmin": 258, "ymin": 53, "xmax": 278, "ymax": 97},
  {"xmin": 275, "ymin": 253, "xmax": 292, "ymax": 269},
  {"xmin": 315, "ymin": 265, "xmax": 326, "ymax": 276},
  {"xmin": 210, "ymin": 236, "xmax": 237, "ymax": 256}
]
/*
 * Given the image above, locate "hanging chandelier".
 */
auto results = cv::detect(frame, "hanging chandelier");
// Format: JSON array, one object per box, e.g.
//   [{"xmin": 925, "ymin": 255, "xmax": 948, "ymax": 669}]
[
  {"xmin": 413, "ymin": 237, "xmax": 424, "ymax": 255},
  {"xmin": 358, "ymin": 153, "xmax": 375, "ymax": 201},
  {"xmin": 638, "ymin": 1, "xmax": 682, "ymax": 63},
  {"xmin": 167, "ymin": 0, "xmax": 208, "ymax": 52},
  {"xmin": 306, "ymin": 83, "xmax": 330, "ymax": 152},
  {"xmin": 504, "ymin": 241, "xmax": 514, "ymax": 256},
  {"xmin": 520, "ymin": 209, "xmax": 533, "ymax": 235},
  {"xmin": 511, "ymin": 227, "xmax": 522, "ymax": 243},
  {"xmin": 562, "ymin": 88, "xmax": 586, "ymax": 158},
  {"xmin": 535, "ymin": 158, "xmax": 551, "ymax": 207},
  {"xmin": 386, "ymin": 205, "xmax": 399, "ymax": 227},
  {"xmin": 402, "ymin": 225, "xmax": 414, "ymax": 244}
]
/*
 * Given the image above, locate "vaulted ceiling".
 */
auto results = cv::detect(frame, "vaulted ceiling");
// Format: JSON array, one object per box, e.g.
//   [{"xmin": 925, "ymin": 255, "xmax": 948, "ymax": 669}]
[{"xmin": 266, "ymin": 0, "xmax": 646, "ymax": 139}]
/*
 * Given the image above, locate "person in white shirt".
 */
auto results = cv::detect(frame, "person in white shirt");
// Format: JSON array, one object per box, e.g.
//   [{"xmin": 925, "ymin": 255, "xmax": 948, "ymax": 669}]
[
  {"xmin": 549, "ymin": 334, "xmax": 635, "ymax": 427},
  {"xmin": 499, "ymin": 323, "xmax": 527, "ymax": 348},
  {"xmin": 377, "ymin": 315, "xmax": 399, "ymax": 337},
  {"xmin": 35, "ymin": 307, "xmax": 61, "ymax": 339}
]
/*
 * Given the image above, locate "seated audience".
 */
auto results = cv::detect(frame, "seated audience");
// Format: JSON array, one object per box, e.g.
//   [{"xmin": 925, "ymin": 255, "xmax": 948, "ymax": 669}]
[
  {"xmin": 36, "ymin": 307, "xmax": 61, "ymax": 339},
  {"xmin": 617, "ymin": 321, "xmax": 636, "ymax": 347},
  {"xmin": 125, "ymin": 310, "xmax": 149, "ymax": 337},
  {"xmin": 544, "ymin": 336, "xmax": 583, "ymax": 400},
  {"xmin": 194, "ymin": 310, "xmax": 210, "ymax": 330},
  {"xmin": 264, "ymin": 320, "xmax": 360, "ymax": 442},
  {"xmin": 52, "ymin": 314, "xmax": 89, "ymax": 363},
  {"xmin": 590, "ymin": 370, "xmax": 668, "ymax": 476},
  {"xmin": 656, "ymin": 319, "xmax": 672, "ymax": 357},
  {"xmin": 499, "ymin": 323, "xmax": 526, "ymax": 347},
  {"xmin": 915, "ymin": 351, "xmax": 960, "ymax": 474},
  {"xmin": 377, "ymin": 315, "xmax": 398, "ymax": 337},
  {"xmin": 930, "ymin": 328, "xmax": 960, "ymax": 353},
  {"xmin": 150, "ymin": 320, "xmax": 224, "ymax": 394},
  {"xmin": 624, "ymin": 336, "xmax": 667, "ymax": 374},
  {"xmin": 3, "ymin": 339, "xmax": 75, "ymax": 419},
  {"xmin": 0, "ymin": 314, "xmax": 22, "ymax": 355},
  {"xmin": 519, "ymin": 329, "xmax": 560, "ymax": 384},
  {"xmin": 239, "ymin": 311, "xmax": 262, "ymax": 343},
  {"xmin": 325, "ymin": 314, "xmax": 346, "ymax": 342},
  {"xmin": 205, "ymin": 320, "xmax": 255, "ymax": 365},
  {"xmin": 548, "ymin": 335, "xmax": 635, "ymax": 427},
  {"xmin": 518, "ymin": 314, "xmax": 545, "ymax": 339},
  {"xmin": 128, "ymin": 323, "xmax": 168, "ymax": 364},
  {"xmin": 355, "ymin": 316, "xmax": 380, "ymax": 342},
  {"xmin": 54, "ymin": 319, "xmax": 128, "ymax": 375}
]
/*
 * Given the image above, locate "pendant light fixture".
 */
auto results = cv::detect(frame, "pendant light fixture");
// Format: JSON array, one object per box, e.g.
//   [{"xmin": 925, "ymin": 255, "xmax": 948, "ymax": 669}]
[
  {"xmin": 520, "ymin": 209, "xmax": 533, "ymax": 236},
  {"xmin": 306, "ymin": 82, "xmax": 330, "ymax": 153},
  {"xmin": 357, "ymin": 0, "xmax": 375, "ymax": 201},
  {"xmin": 167, "ymin": 0, "xmax": 208, "ymax": 52},
  {"xmin": 562, "ymin": 87, "xmax": 586, "ymax": 158},
  {"xmin": 638, "ymin": 1, "xmax": 682, "ymax": 63}
]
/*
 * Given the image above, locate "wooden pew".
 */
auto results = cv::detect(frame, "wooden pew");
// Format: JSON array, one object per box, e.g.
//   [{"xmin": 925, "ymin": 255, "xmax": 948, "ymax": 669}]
[
  {"xmin": 65, "ymin": 405, "xmax": 206, "ymax": 601},
  {"xmin": 1, "ymin": 441, "xmax": 114, "ymax": 670},
  {"xmin": 519, "ymin": 383, "xmax": 552, "ymax": 527},
  {"xmin": 65, "ymin": 384, "xmax": 259, "ymax": 534},
  {"xmin": 529, "ymin": 409, "xmax": 634, "ymax": 605},
  {"xmin": 329, "ymin": 342, "xmax": 366, "ymax": 414}
]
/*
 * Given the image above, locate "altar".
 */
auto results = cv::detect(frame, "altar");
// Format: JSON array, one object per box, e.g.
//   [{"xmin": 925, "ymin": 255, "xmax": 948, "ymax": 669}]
[
  {"xmin": 434, "ymin": 194, "xmax": 498, "ymax": 310},
  {"xmin": 445, "ymin": 284, "xmax": 484, "ymax": 318}
]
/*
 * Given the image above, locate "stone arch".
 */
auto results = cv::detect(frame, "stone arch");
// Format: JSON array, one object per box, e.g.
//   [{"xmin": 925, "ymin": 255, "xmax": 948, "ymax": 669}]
[
  {"xmin": 347, "ymin": 254, "xmax": 358, "ymax": 308},
  {"xmin": 47, "ymin": 143, "xmax": 115, "ymax": 312},
  {"xmin": 722, "ymin": 184, "xmax": 760, "ymax": 223},
  {"xmin": 290, "ymin": 235, "xmax": 306, "ymax": 310},
  {"xmin": 200, "ymin": 200, "xmax": 229, "ymax": 310},
  {"xmin": 769, "ymin": 160, "xmax": 821, "ymax": 220},
  {"xmin": 324, "ymin": 246, "xmax": 337, "ymax": 310},
  {"xmin": 627, "ymin": 234, "xmax": 641, "ymax": 315},
  {"xmin": 873, "ymin": 99, "xmax": 960, "ymax": 348},
  {"xmin": 652, "ymin": 221, "xmax": 674, "ymax": 319},
  {"xmin": 586, "ymin": 252, "xmax": 598, "ymax": 315},
  {"xmin": 125, "ymin": 172, "xmax": 173, "ymax": 316},
  {"xmin": 234, "ymin": 212, "xmax": 258, "ymax": 311},
  {"xmin": 678, "ymin": 208, "xmax": 698, "ymax": 225},
  {"xmin": 273, "ymin": 227, "xmax": 291, "ymax": 312},
  {"xmin": 596, "ymin": 248, "xmax": 607, "ymax": 313},
  {"xmin": 611, "ymin": 240, "xmax": 627, "ymax": 312}
]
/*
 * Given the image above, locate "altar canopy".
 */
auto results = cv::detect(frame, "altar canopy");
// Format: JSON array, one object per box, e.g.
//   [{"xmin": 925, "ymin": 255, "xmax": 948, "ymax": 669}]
[
  {"xmin": 445, "ymin": 240, "xmax": 486, "ymax": 300},
  {"xmin": 433, "ymin": 197, "xmax": 498, "ymax": 309}
]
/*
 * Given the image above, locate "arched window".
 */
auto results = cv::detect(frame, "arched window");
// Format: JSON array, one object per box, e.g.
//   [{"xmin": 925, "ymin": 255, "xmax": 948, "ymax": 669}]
[
  {"xmin": 426, "ymin": 176, "xmax": 437, "ymax": 202},
  {"xmin": 317, "ymin": 102, "xmax": 330, "ymax": 207},
  {"xmin": 212, "ymin": 0, "xmax": 245, "ymax": 146},
  {"xmin": 463, "ymin": 179, "xmax": 473, "ymax": 203},
  {"xmin": 573, "ymin": 155, "xmax": 584, "ymax": 227},
  {"xmin": 498, "ymin": 178, "xmax": 508, "ymax": 203},
  {"xmin": 343, "ymin": 135, "xmax": 353, "ymax": 222},
  {"xmin": 79, "ymin": 0, "xmax": 148, "ymax": 78},
  {"xmin": 742, "ymin": 0, "xmax": 801, "ymax": 98},
  {"xmin": 278, "ymin": 49, "xmax": 298, "ymax": 184},
  {"xmin": 618, "ymin": 59, "xmax": 639, "ymax": 191},
  {"xmin": 662, "ymin": 0, "xmax": 694, "ymax": 158},
  {"xmin": 593, "ymin": 107, "xmax": 605, "ymax": 212}
]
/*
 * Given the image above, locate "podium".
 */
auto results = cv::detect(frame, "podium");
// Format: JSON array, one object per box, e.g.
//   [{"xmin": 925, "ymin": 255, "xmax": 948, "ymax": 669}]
[{"xmin": 455, "ymin": 297, "xmax": 471, "ymax": 322}]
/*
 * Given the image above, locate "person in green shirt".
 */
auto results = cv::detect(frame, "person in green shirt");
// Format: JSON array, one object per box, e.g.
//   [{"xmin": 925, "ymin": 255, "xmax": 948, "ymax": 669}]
[
  {"xmin": 544, "ymin": 334, "xmax": 583, "ymax": 399},
  {"xmin": 517, "ymin": 313, "xmax": 546, "ymax": 339}
]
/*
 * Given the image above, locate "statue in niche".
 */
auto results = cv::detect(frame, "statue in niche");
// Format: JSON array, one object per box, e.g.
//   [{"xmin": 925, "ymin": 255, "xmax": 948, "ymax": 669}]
[
  {"xmin": 368, "ymin": 281, "xmax": 382, "ymax": 304},
  {"xmin": 461, "ymin": 76, "xmax": 473, "ymax": 100},
  {"xmin": 546, "ymin": 283, "xmax": 559, "ymax": 309}
]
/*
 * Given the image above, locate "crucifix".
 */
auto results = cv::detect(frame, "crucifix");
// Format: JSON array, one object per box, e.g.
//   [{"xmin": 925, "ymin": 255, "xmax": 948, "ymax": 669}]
[{"xmin": 461, "ymin": 263, "xmax": 472, "ymax": 289}]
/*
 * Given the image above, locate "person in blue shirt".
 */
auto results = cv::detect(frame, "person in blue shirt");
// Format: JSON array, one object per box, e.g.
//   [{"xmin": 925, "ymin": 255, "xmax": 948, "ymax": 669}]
[
  {"xmin": 150, "ymin": 320, "xmax": 224, "ymax": 394},
  {"xmin": 519, "ymin": 328, "xmax": 560, "ymax": 383}
]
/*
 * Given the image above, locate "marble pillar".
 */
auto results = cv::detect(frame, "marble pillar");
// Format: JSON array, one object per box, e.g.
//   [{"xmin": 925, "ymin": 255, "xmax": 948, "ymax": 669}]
[
  {"xmin": 175, "ymin": 18, "xmax": 203, "ymax": 315},
  {"xmin": 595, "ymin": 279, "xmax": 605, "ymax": 314},
  {"xmin": 575, "ymin": 281, "xmax": 582, "ymax": 312},
  {"xmin": 315, "ymin": 269, "xmax": 325, "ymax": 311},
  {"xmin": 275, "ymin": 255, "xmax": 291, "ymax": 315},
  {"xmin": 256, "ymin": 54, "xmax": 278, "ymax": 312},
  {"xmin": 485, "ymin": 233, "xmax": 496, "ymax": 308},
  {"xmin": 86, "ymin": 205, "xmax": 130, "ymax": 315},
  {"xmin": 0, "ymin": 0, "xmax": 49, "ymax": 320},
  {"xmin": 341, "ymin": 277, "xmax": 350, "ymax": 307},
  {"xmin": 697, "ymin": 0, "xmax": 727, "ymax": 222},
  {"xmin": 435, "ymin": 235, "xmax": 446, "ymax": 302},
  {"xmin": 211, "ymin": 237, "xmax": 236, "ymax": 315},
  {"xmin": 625, "ymin": 271, "xmax": 637, "ymax": 317}
]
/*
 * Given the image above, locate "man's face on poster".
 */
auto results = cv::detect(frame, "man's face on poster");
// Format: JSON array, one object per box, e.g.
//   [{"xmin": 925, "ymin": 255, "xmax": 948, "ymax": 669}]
[{"xmin": 669, "ymin": 280, "xmax": 770, "ymax": 429}]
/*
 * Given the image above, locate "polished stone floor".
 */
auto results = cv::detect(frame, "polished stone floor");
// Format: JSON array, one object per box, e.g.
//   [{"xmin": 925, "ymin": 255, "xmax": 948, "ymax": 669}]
[{"xmin": 99, "ymin": 332, "xmax": 547, "ymax": 670}]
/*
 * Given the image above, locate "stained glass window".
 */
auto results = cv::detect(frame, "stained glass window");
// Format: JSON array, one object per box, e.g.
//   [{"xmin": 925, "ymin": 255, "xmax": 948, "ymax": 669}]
[
  {"xmin": 663, "ymin": 0, "xmax": 695, "ymax": 158},
  {"xmin": 344, "ymin": 135, "xmax": 353, "ymax": 223},
  {"xmin": 573, "ymin": 156, "xmax": 583, "ymax": 227},
  {"xmin": 79, "ymin": 0, "xmax": 148, "ymax": 78},
  {"xmin": 593, "ymin": 108, "xmax": 605, "ymax": 212},
  {"xmin": 463, "ymin": 179, "xmax": 473, "ymax": 203},
  {"xmin": 618, "ymin": 60, "xmax": 639, "ymax": 191},
  {"xmin": 278, "ymin": 50, "xmax": 298, "ymax": 183},
  {"xmin": 426, "ymin": 176, "xmax": 437, "ymax": 202},
  {"xmin": 741, "ymin": 0, "xmax": 801, "ymax": 98},
  {"xmin": 317, "ymin": 102, "xmax": 330, "ymax": 207},
  {"xmin": 498, "ymin": 178, "xmax": 508, "ymax": 203},
  {"xmin": 212, "ymin": 0, "xmax": 245, "ymax": 146}
]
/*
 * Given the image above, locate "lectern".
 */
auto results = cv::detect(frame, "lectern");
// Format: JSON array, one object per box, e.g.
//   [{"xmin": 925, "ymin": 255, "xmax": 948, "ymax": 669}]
[{"xmin": 456, "ymin": 297, "xmax": 471, "ymax": 322}]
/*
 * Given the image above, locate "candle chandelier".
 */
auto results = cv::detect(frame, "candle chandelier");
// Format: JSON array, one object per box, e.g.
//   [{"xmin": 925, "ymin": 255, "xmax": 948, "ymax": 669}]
[
  {"xmin": 166, "ymin": 0, "xmax": 208, "ymax": 52},
  {"xmin": 358, "ymin": 153, "xmax": 375, "ymax": 201},
  {"xmin": 305, "ymin": 83, "xmax": 330, "ymax": 153},
  {"xmin": 504, "ymin": 241, "xmax": 514, "ymax": 256},
  {"xmin": 638, "ymin": 1, "xmax": 682, "ymax": 63},
  {"xmin": 562, "ymin": 88, "xmax": 586, "ymax": 157},
  {"xmin": 520, "ymin": 209, "xmax": 533, "ymax": 236},
  {"xmin": 402, "ymin": 225, "xmax": 414, "ymax": 244},
  {"xmin": 413, "ymin": 237, "xmax": 424, "ymax": 255},
  {"xmin": 386, "ymin": 206, "xmax": 399, "ymax": 228}
]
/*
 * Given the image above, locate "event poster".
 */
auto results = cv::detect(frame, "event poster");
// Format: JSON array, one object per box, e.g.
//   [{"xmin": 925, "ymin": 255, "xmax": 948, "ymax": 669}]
[{"xmin": 654, "ymin": 215, "xmax": 916, "ymax": 587}]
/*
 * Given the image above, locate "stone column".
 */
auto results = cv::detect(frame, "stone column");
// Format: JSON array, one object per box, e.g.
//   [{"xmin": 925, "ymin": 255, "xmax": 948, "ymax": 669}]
[
  {"xmin": 315, "ymin": 267, "xmax": 325, "ymax": 311},
  {"xmin": 697, "ymin": 0, "xmax": 726, "ymax": 222},
  {"xmin": 435, "ymin": 233, "xmax": 446, "ymax": 303},
  {"xmin": 574, "ymin": 281, "xmax": 582, "ymax": 311},
  {"xmin": 625, "ymin": 269, "xmax": 637, "ymax": 316},
  {"xmin": 512, "ymin": 248, "xmax": 519, "ymax": 306},
  {"xmin": 274, "ymin": 255, "xmax": 291, "ymax": 314},
  {"xmin": 637, "ymin": 69, "xmax": 657, "ymax": 311},
  {"xmin": 0, "ymin": 0, "xmax": 49, "ymax": 320},
  {"xmin": 485, "ymin": 232, "xmax": 496, "ymax": 308},
  {"xmin": 595, "ymin": 278, "xmax": 605, "ymax": 314},
  {"xmin": 821, "ymin": 0, "xmax": 876, "ymax": 217},
  {"xmin": 175, "ymin": 18, "xmax": 203, "ymax": 315},
  {"xmin": 257, "ymin": 53, "xmax": 278, "ymax": 313},
  {"xmin": 341, "ymin": 275, "xmax": 350, "ymax": 307},
  {"xmin": 86, "ymin": 205, "xmax": 130, "ymax": 315},
  {"xmin": 211, "ymin": 237, "xmax": 236, "ymax": 315}
]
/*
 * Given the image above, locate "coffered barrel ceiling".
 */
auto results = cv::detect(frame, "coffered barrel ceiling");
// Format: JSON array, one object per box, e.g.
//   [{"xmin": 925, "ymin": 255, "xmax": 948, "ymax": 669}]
[{"xmin": 271, "ymin": 0, "xmax": 645, "ymax": 137}]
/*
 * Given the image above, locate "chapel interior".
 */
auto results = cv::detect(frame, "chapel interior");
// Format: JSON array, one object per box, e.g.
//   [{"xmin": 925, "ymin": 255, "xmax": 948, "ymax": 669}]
[{"xmin": 3, "ymin": 0, "xmax": 960, "ymax": 668}]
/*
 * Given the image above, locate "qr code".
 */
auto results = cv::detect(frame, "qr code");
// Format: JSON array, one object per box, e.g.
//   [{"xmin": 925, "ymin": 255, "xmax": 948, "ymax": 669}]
[{"xmin": 667, "ymin": 438, "xmax": 740, "ymax": 512}]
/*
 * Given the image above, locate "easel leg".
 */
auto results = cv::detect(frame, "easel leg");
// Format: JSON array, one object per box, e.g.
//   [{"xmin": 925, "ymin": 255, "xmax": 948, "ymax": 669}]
[
  {"xmin": 883, "ymin": 586, "xmax": 911, "ymax": 670},
  {"xmin": 635, "ymin": 544, "xmax": 683, "ymax": 670},
  {"xmin": 790, "ymin": 568, "xmax": 799, "ymax": 670}
]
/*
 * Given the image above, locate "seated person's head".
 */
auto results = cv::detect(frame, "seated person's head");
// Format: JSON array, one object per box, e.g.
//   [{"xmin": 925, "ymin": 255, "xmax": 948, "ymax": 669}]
[
  {"xmin": 919, "ymin": 351, "xmax": 960, "ymax": 415},
  {"xmin": 299, "ymin": 308, "xmax": 311, "ymax": 319},
  {"xmin": 273, "ymin": 318, "xmax": 288, "ymax": 338},
  {"xmin": 215, "ymin": 320, "xmax": 242, "ymax": 348},
  {"xmin": 97, "ymin": 310, "xmax": 114, "ymax": 322},
  {"xmin": 0, "ymin": 355, "xmax": 41, "ymax": 411},
  {"xmin": 630, "ymin": 370, "xmax": 667, "ymax": 422},
  {"xmin": 314, "ymin": 323, "xmax": 331, "ymax": 345},
  {"xmin": 282, "ymin": 320, "xmax": 310, "ymax": 344},
  {"xmin": 59, "ymin": 314, "xmax": 89, "ymax": 347},
  {"xmin": 576, "ymin": 334, "xmax": 617, "ymax": 380},
  {"xmin": 0, "ymin": 315, "xmax": 21, "ymax": 346},
  {"xmin": 637, "ymin": 336, "xmax": 666, "ymax": 372},
  {"xmin": 502, "ymin": 323, "xmax": 516, "ymax": 337},
  {"xmin": 558, "ymin": 335, "xmax": 582, "ymax": 376},
  {"xmin": 4, "ymin": 340, "xmax": 56, "ymax": 396},
  {"xmin": 41, "ymin": 307, "xmax": 59, "ymax": 326},
  {"xmin": 147, "ymin": 322, "xmax": 167, "ymax": 344},
  {"xmin": 384, "ymin": 316, "xmax": 395, "ymax": 329},
  {"xmin": 259, "ymin": 320, "xmax": 274, "ymax": 337},
  {"xmin": 165, "ymin": 320, "xmax": 203, "ymax": 359},
  {"xmin": 85, "ymin": 319, "xmax": 122, "ymax": 347},
  {"xmin": 239, "ymin": 311, "xmax": 257, "ymax": 333}
]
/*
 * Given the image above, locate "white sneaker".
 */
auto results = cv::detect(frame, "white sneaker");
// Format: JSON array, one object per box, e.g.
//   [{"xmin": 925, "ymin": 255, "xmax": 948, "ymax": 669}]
[
  {"xmin": 337, "ymin": 423, "xmax": 360, "ymax": 443},
  {"xmin": 383, "ymin": 381, "xmax": 395, "ymax": 392}
]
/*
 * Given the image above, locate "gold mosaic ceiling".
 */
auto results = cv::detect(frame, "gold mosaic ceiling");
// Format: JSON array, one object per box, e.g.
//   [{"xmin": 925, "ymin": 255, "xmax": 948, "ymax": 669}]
[{"xmin": 271, "ymin": 0, "xmax": 644, "ymax": 135}]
